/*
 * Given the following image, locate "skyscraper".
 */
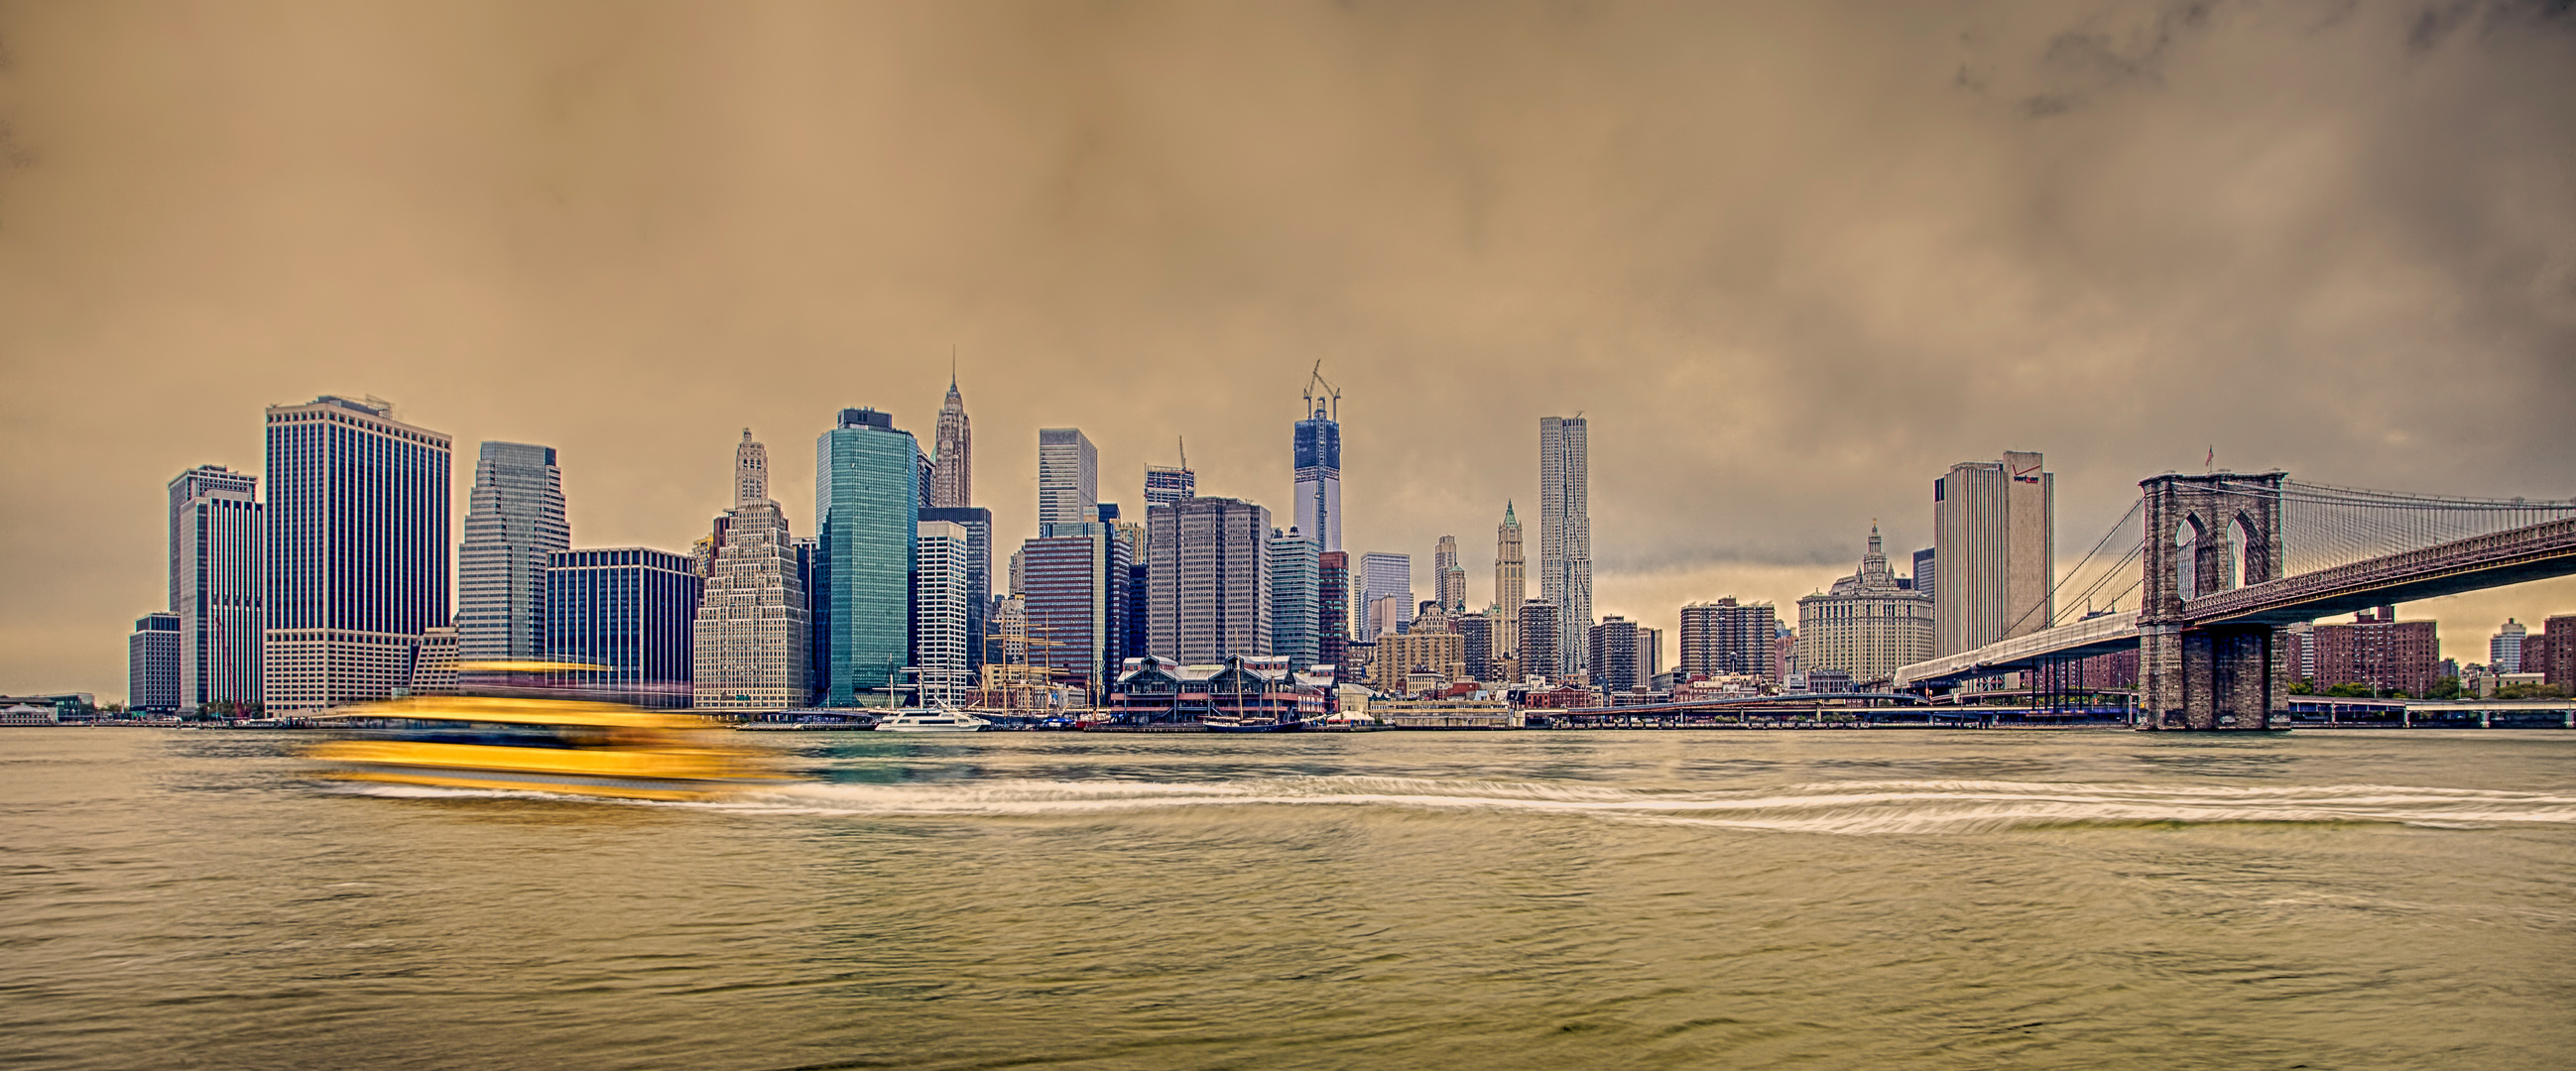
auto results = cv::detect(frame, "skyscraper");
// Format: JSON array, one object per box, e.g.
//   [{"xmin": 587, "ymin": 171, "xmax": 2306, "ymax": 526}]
[
  {"xmin": 458, "ymin": 442, "xmax": 568, "ymax": 662},
  {"xmin": 1019, "ymin": 525, "xmax": 1129, "ymax": 695},
  {"xmin": 1797, "ymin": 525, "xmax": 1935, "ymax": 685},
  {"xmin": 2492, "ymin": 619, "xmax": 2527, "ymax": 673},
  {"xmin": 167, "ymin": 464, "xmax": 260, "ymax": 711},
  {"xmin": 1271, "ymin": 527, "xmax": 1320, "ymax": 668},
  {"xmin": 1293, "ymin": 393, "xmax": 1343, "ymax": 552},
  {"xmin": 547, "ymin": 547, "xmax": 700, "ymax": 707},
  {"xmin": 1518, "ymin": 599, "xmax": 1560, "ymax": 683},
  {"xmin": 912, "ymin": 520, "xmax": 974, "ymax": 703},
  {"xmin": 128, "ymin": 613, "xmax": 180, "ymax": 712},
  {"xmin": 1679, "ymin": 598, "xmax": 1779, "ymax": 682},
  {"xmin": 1145, "ymin": 464, "xmax": 1196, "ymax": 509},
  {"xmin": 1493, "ymin": 502, "xmax": 1524, "ymax": 667},
  {"xmin": 931, "ymin": 375, "xmax": 972, "ymax": 510},
  {"xmin": 1434, "ymin": 535, "xmax": 1466, "ymax": 612},
  {"xmin": 919, "ymin": 506, "xmax": 993, "ymax": 674},
  {"xmin": 1539, "ymin": 416, "xmax": 1591, "ymax": 675},
  {"xmin": 1318, "ymin": 550, "xmax": 1351, "ymax": 674},
  {"xmin": 693, "ymin": 499, "xmax": 808, "ymax": 710},
  {"xmin": 815, "ymin": 408, "xmax": 921, "ymax": 704},
  {"xmin": 261, "ymin": 396, "xmax": 452, "ymax": 712},
  {"xmin": 1933, "ymin": 450, "xmax": 2053, "ymax": 656},
  {"xmin": 1039, "ymin": 428, "xmax": 1099, "ymax": 527},
  {"xmin": 1911, "ymin": 548, "xmax": 1935, "ymax": 599},
  {"xmin": 1359, "ymin": 552, "xmax": 1412, "ymax": 638},
  {"xmin": 1147, "ymin": 497, "xmax": 1274, "ymax": 662},
  {"xmin": 1588, "ymin": 616, "xmax": 1646, "ymax": 692},
  {"xmin": 736, "ymin": 428, "xmax": 768, "ymax": 507}
]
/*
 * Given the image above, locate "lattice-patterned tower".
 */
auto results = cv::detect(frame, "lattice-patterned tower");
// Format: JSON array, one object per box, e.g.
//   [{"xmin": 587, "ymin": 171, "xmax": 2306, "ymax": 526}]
[{"xmin": 2140, "ymin": 471, "xmax": 2288, "ymax": 730}]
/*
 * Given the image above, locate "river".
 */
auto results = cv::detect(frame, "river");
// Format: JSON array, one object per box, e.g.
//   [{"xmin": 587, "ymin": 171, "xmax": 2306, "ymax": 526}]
[{"xmin": 5, "ymin": 727, "xmax": 2572, "ymax": 1069}]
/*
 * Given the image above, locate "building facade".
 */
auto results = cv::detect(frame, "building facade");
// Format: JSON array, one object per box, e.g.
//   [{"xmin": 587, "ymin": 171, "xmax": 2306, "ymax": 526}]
[
  {"xmin": 1147, "ymin": 497, "xmax": 1273, "ymax": 663},
  {"xmin": 815, "ymin": 408, "xmax": 921, "ymax": 704},
  {"xmin": 261, "ymin": 396, "xmax": 452, "ymax": 712},
  {"xmin": 1494, "ymin": 502, "xmax": 1524, "ymax": 668},
  {"xmin": 1145, "ymin": 464, "xmax": 1195, "ymax": 509},
  {"xmin": 2491, "ymin": 620, "xmax": 2527, "ymax": 673},
  {"xmin": 457, "ymin": 441, "xmax": 568, "ymax": 663},
  {"xmin": 1372, "ymin": 630, "xmax": 1465, "ymax": 692},
  {"xmin": 1038, "ymin": 428, "xmax": 1099, "ymax": 527},
  {"xmin": 1293, "ymin": 398, "xmax": 1343, "ymax": 552},
  {"xmin": 930, "ymin": 377, "xmax": 972, "ymax": 510},
  {"xmin": 919, "ymin": 507, "xmax": 992, "ymax": 674},
  {"xmin": 1456, "ymin": 611, "xmax": 1494, "ymax": 681},
  {"xmin": 1518, "ymin": 599, "xmax": 1560, "ymax": 683},
  {"xmin": 1271, "ymin": 528, "xmax": 1320, "ymax": 668},
  {"xmin": 1933, "ymin": 450, "xmax": 2053, "ymax": 656},
  {"xmin": 912, "ymin": 520, "xmax": 974, "ymax": 702},
  {"xmin": 1434, "ymin": 535, "xmax": 1466, "ymax": 612},
  {"xmin": 129, "ymin": 613, "xmax": 181, "ymax": 712},
  {"xmin": 692, "ymin": 499, "xmax": 808, "ymax": 710},
  {"xmin": 1538, "ymin": 416, "xmax": 1592, "ymax": 674},
  {"xmin": 2310, "ymin": 608, "xmax": 2440, "ymax": 697},
  {"xmin": 1588, "ymin": 616, "xmax": 1647, "ymax": 692},
  {"xmin": 1679, "ymin": 598, "xmax": 1779, "ymax": 682},
  {"xmin": 1796, "ymin": 525, "xmax": 1935, "ymax": 686},
  {"xmin": 1318, "ymin": 550, "xmax": 1351, "ymax": 676},
  {"xmin": 1019, "ymin": 526, "xmax": 1130, "ymax": 697},
  {"xmin": 1359, "ymin": 552, "xmax": 1412, "ymax": 639},
  {"xmin": 547, "ymin": 547, "xmax": 700, "ymax": 707},
  {"xmin": 167, "ymin": 464, "xmax": 261, "ymax": 711}
]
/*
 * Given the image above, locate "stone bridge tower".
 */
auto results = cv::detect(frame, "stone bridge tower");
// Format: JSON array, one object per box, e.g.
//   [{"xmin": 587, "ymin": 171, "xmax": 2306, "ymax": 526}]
[{"xmin": 2139, "ymin": 472, "xmax": 2289, "ymax": 730}]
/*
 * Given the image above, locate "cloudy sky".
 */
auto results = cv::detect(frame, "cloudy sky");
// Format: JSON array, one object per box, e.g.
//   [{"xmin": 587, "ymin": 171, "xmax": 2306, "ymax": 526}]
[{"xmin": 4, "ymin": 0, "xmax": 2571, "ymax": 700}]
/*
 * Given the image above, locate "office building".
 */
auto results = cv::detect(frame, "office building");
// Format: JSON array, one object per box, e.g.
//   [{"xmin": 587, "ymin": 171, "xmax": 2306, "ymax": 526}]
[
  {"xmin": 931, "ymin": 375, "xmax": 972, "ymax": 510},
  {"xmin": 1455, "ymin": 612, "xmax": 1495, "ymax": 681},
  {"xmin": 1538, "ymin": 416, "xmax": 1592, "ymax": 674},
  {"xmin": 1272, "ymin": 528, "xmax": 1320, "ymax": 668},
  {"xmin": 1796, "ymin": 525, "xmax": 1935, "ymax": 686},
  {"xmin": 2491, "ymin": 620, "xmax": 2527, "ymax": 673},
  {"xmin": 919, "ymin": 507, "xmax": 992, "ymax": 674},
  {"xmin": 1434, "ymin": 535, "xmax": 1466, "ymax": 612},
  {"xmin": 1494, "ymin": 503, "xmax": 1524, "ymax": 667},
  {"xmin": 1293, "ymin": 392, "xmax": 1343, "ymax": 552},
  {"xmin": 2310, "ymin": 608, "xmax": 2440, "ymax": 697},
  {"xmin": 1147, "ymin": 497, "xmax": 1273, "ymax": 662},
  {"xmin": 735, "ymin": 428, "xmax": 768, "ymax": 507},
  {"xmin": 408, "ymin": 626, "xmax": 459, "ymax": 695},
  {"xmin": 1019, "ymin": 524, "xmax": 1130, "ymax": 696},
  {"xmin": 694, "ymin": 428, "xmax": 809, "ymax": 710},
  {"xmin": 1360, "ymin": 552, "xmax": 1412, "ymax": 638},
  {"xmin": 1588, "ymin": 616, "xmax": 1649, "ymax": 692},
  {"xmin": 261, "ymin": 396, "xmax": 452, "ymax": 712},
  {"xmin": 912, "ymin": 520, "xmax": 974, "ymax": 702},
  {"xmin": 1039, "ymin": 428, "xmax": 1099, "ymax": 527},
  {"xmin": 167, "ymin": 464, "xmax": 261, "ymax": 711},
  {"xmin": 1518, "ymin": 599, "xmax": 1560, "ymax": 683},
  {"xmin": 1318, "ymin": 550, "xmax": 1352, "ymax": 675},
  {"xmin": 814, "ymin": 408, "xmax": 921, "ymax": 704},
  {"xmin": 1367, "ymin": 595, "xmax": 1410, "ymax": 640},
  {"xmin": 547, "ymin": 547, "xmax": 700, "ymax": 707},
  {"xmin": 1146, "ymin": 464, "xmax": 1196, "ymax": 509},
  {"xmin": 129, "ymin": 613, "xmax": 181, "ymax": 712},
  {"xmin": 1933, "ymin": 450, "xmax": 2053, "ymax": 655},
  {"xmin": 1911, "ymin": 548, "xmax": 1934, "ymax": 600},
  {"xmin": 457, "ymin": 441, "xmax": 568, "ymax": 662},
  {"xmin": 1679, "ymin": 598, "xmax": 1779, "ymax": 682},
  {"xmin": 1372, "ymin": 629, "xmax": 1466, "ymax": 692}
]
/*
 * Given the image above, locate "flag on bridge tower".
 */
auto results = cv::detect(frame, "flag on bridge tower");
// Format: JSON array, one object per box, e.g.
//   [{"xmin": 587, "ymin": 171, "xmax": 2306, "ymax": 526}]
[{"xmin": 2205, "ymin": 445, "xmax": 2215, "ymax": 471}]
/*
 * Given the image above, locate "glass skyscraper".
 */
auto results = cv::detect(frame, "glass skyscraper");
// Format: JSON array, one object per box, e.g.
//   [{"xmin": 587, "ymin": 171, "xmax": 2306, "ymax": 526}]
[
  {"xmin": 1538, "ymin": 416, "xmax": 1591, "ymax": 675},
  {"xmin": 815, "ymin": 408, "xmax": 921, "ymax": 704},
  {"xmin": 548, "ymin": 547, "xmax": 700, "ymax": 707},
  {"xmin": 1293, "ymin": 401, "xmax": 1342, "ymax": 553},
  {"xmin": 261, "ymin": 396, "xmax": 451, "ymax": 711},
  {"xmin": 458, "ymin": 441, "xmax": 568, "ymax": 662},
  {"xmin": 168, "ymin": 464, "xmax": 260, "ymax": 711}
]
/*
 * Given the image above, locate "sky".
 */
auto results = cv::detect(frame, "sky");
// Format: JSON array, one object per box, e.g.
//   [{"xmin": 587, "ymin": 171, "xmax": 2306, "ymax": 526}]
[{"xmin": 3, "ymin": 0, "xmax": 2571, "ymax": 702}]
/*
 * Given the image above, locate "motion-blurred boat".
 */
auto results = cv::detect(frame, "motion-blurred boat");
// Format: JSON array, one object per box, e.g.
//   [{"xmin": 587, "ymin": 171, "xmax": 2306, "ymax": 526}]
[{"xmin": 873, "ymin": 709, "xmax": 991, "ymax": 732}]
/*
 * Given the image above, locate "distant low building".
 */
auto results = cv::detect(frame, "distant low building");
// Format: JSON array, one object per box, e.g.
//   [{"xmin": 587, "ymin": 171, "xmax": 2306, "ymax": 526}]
[{"xmin": 2311, "ymin": 607, "xmax": 2439, "ymax": 697}]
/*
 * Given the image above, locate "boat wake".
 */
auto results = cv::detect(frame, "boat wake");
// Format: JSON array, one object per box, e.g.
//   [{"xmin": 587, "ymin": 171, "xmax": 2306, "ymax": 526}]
[{"xmin": 689, "ymin": 776, "xmax": 2576, "ymax": 835}]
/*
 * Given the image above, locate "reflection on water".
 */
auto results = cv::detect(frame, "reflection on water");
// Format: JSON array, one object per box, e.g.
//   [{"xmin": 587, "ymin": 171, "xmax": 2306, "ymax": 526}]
[{"xmin": 5, "ymin": 728, "xmax": 2573, "ymax": 1070}]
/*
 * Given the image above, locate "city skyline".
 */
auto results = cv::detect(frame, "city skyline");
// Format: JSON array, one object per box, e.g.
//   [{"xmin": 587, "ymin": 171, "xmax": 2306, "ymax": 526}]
[{"xmin": 8, "ymin": 3, "xmax": 2576, "ymax": 700}]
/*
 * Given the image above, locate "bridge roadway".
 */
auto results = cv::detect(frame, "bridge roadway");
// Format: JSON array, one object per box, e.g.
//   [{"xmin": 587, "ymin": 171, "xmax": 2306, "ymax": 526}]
[{"xmin": 1895, "ymin": 516, "xmax": 2576, "ymax": 690}]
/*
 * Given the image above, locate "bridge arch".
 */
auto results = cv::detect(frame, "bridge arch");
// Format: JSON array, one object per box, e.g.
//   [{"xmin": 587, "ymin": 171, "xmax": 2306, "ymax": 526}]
[{"xmin": 2140, "ymin": 472, "xmax": 2289, "ymax": 730}]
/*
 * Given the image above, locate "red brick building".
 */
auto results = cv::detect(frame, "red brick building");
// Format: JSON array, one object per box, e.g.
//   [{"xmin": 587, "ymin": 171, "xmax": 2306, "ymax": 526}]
[
  {"xmin": 2310, "ymin": 607, "xmax": 2440, "ymax": 697},
  {"xmin": 2536, "ymin": 616, "xmax": 2576, "ymax": 690}
]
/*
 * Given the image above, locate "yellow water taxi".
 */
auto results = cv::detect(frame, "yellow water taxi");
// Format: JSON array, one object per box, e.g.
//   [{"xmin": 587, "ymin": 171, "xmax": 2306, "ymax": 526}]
[{"xmin": 305, "ymin": 664, "xmax": 786, "ymax": 801}]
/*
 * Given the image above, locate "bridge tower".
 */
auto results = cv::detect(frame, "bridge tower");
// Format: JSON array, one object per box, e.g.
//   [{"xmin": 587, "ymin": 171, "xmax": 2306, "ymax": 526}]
[{"xmin": 2139, "ymin": 472, "xmax": 2290, "ymax": 730}]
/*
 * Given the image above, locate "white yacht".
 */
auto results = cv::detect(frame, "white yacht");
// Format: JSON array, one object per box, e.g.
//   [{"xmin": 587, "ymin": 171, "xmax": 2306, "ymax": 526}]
[{"xmin": 872, "ymin": 709, "xmax": 992, "ymax": 733}]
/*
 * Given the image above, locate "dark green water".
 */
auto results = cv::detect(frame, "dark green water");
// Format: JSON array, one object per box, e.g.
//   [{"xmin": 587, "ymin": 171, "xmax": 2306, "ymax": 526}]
[{"xmin": 5, "ymin": 727, "xmax": 2573, "ymax": 1070}]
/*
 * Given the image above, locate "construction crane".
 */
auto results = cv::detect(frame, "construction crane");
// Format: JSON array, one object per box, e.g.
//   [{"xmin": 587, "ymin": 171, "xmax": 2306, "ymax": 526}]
[{"xmin": 1303, "ymin": 360, "xmax": 1340, "ymax": 422}]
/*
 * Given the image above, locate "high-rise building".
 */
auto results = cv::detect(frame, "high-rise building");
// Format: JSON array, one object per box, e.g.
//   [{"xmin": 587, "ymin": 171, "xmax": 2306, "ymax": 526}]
[
  {"xmin": 457, "ymin": 442, "xmax": 568, "ymax": 663},
  {"xmin": 547, "ymin": 547, "xmax": 700, "ymax": 707},
  {"xmin": 1145, "ymin": 464, "xmax": 1196, "ymax": 509},
  {"xmin": 128, "ymin": 613, "xmax": 181, "ymax": 712},
  {"xmin": 1293, "ymin": 392, "xmax": 1343, "ymax": 552},
  {"xmin": 1933, "ymin": 451, "xmax": 2053, "ymax": 656},
  {"xmin": 261, "ymin": 396, "xmax": 452, "ymax": 712},
  {"xmin": 1039, "ymin": 428, "xmax": 1099, "ymax": 527},
  {"xmin": 2532, "ymin": 616, "xmax": 2575, "ymax": 691},
  {"xmin": 1147, "ymin": 497, "xmax": 1274, "ymax": 662},
  {"xmin": 919, "ymin": 507, "xmax": 992, "ymax": 675},
  {"xmin": 912, "ymin": 520, "xmax": 974, "ymax": 703},
  {"xmin": 1494, "ymin": 503, "xmax": 1525, "ymax": 665},
  {"xmin": 1271, "ymin": 528, "xmax": 1320, "ymax": 668},
  {"xmin": 1367, "ymin": 595, "xmax": 1409, "ymax": 640},
  {"xmin": 1360, "ymin": 552, "xmax": 1412, "ymax": 638},
  {"xmin": 693, "ymin": 500, "xmax": 808, "ymax": 710},
  {"xmin": 1318, "ymin": 550, "xmax": 1351, "ymax": 674},
  {"xmin": 1538, "ymin": 416, "xmax": 1592, "ymax": 674},
  {"xmin": 1679, "ymin": 598, "xmax": 1779, "ymax": 682},
  {"xmin": 167, "ymin": 464, "xmax": 260, "ymax": 711},
  {"xmin": 815, "ymin": 408, "xmax": 921, "ymax": 704},
  {"xmin": 1588, "ymin": 616, "xmax": 1647, "ymax": 692},
  {"xmin": 1640, "ymin": 627, "xmax": 1662, "ymax": 683},
  {"xmin": 1911, "ymin": 548, "xmax": 1935, "ymax": 602},
  {"xmin": 1434, "ymin": 536, "xmax": 1466, "ymax": 612},
  {"xmin": 1019, "ymin": 525, "xmax": 1130, "ymax": 696},
  {"xmin": 2310, "ymin": 608, "xmax": 2440, "ymax": 697},
  {"xmin": 2491, "ymin": 619, "xmax": 2528, "ymax": 673},
  {"xmin": 1456, "ymin": 612, "xmax": 1494, "ymax": 681},
  {"xmin": 1517, "ymin": 600, "xmax": 1560, "ymax": 683},
  {"xmin": 736, "ymin": 428, "xmax": 768, "ymax": 507},
  {"xmin": 1797, "ymin": 525, "xmax": 1936, "ymax": 685},
  {"xmin": 931, "ymin": 375, "xmax": 972, "ymax": 510}
]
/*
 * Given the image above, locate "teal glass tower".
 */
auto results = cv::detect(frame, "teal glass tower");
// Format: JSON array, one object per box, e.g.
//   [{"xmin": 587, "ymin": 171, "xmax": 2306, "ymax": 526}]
[{"xmin": 815, "ymin": 408, "xmax": 921, "ymax": 705}]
